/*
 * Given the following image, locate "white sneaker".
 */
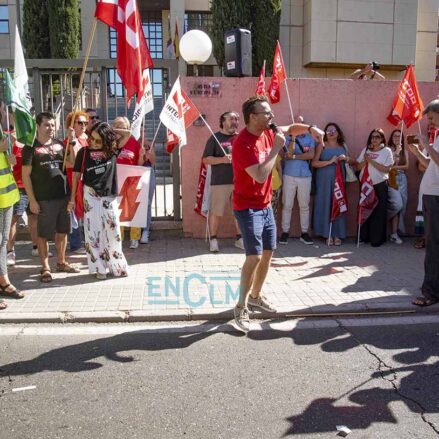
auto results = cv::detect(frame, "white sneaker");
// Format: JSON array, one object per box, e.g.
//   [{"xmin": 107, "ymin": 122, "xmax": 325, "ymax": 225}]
[
  {"xmin": 140, "ymin": 230, "xmax": 149, "ymax": 244},
  {"xmin": 390, "ymin": 234, "xmax": 403, "ymax": 244},
  {"xmin": 234, "ymin": 238, "xmax": 245, "ymax": 250},
  {"xmin": 129, "ymin": 240, "xmax": 139, "ymax": 249},
  {"xmin": 233, "ymin": 306, "xmax": 250, "ymax": 333},
  {"xmin": 6, "ymin": 251, "xmax": 15, "ymax": 266},
  {"xmin": 209, "ymin": 238, "xmax": 219, "ymax": 252},
  {"xmin": 31, "ymin": 248, "xmax": 53, "ymax": 257}
]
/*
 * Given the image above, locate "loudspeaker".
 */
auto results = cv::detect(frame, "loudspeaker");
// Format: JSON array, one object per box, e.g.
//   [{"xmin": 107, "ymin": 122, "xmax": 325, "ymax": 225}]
[{"xmin": 224, "ymin": 29, "xmax": 252, "ymax": 77}]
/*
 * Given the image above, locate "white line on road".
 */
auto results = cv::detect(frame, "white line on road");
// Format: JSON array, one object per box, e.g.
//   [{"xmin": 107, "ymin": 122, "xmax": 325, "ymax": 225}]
[{"xmin": 0, "ymin": 314, "xmax": 438, "ymax": 336}]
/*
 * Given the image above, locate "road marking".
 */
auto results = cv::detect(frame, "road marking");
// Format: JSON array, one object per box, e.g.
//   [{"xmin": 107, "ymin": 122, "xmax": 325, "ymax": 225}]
[
  {"xmin": 0, "ymin": 314, "xmax": 438, "ymax": 336},
  {"xmin": 12, "ymin": 385, "xmax": 36, "ymax": 392}
]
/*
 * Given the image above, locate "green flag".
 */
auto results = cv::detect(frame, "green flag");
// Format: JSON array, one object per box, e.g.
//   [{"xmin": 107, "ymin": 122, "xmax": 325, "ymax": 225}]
[{"xmin": 4, "ymin": 69, "xmax": 36, "ymax": 145}]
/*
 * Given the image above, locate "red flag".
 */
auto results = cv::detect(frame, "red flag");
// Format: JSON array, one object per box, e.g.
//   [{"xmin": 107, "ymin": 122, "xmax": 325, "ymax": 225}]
[
  {"xmin": 387, "ymin": 65, "xmax": 424, "ymax": 128},
  {"xmin": 95, "ymin": 0, "xmax": 118, "ymax": 27},
  {"xmin": 357, "ymin": 165, "xmax": 378, "ymax": 225},
  {"xmin": 255, "ymin": 61, "xmax": 266, "ymax": 96},
  {"xmin": 194, "ymin": 161, "xmax": 211, "ymax": 218},
  {"xmin": 174, "ymin": 18, "xmax": 180, "ymax": 60},
  {"xmin": 95, "ymin": 0, "xmax": 154, "ymax": 103},
  {"xmin": 267, "ymin": 41, "xmax": 286, "ymax": 104},
  {"xmin": 166, "ymin": 129, "xmax": 180, "ymax": 154},
  {"xmin": 330, "ymin": 163, "xmax": 348, "ymax": 222}
]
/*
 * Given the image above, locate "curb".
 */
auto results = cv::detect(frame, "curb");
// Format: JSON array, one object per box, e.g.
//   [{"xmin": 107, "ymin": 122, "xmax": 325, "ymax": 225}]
[{"xmin": 0, "ymin": 303, "xmax": 435, "ymax": 324}]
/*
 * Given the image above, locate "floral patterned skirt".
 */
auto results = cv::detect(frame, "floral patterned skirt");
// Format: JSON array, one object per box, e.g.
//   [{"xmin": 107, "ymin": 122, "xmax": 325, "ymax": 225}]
[{"xmin": 83, "ymin": 185, "xmax": 128, "ymax": 277}]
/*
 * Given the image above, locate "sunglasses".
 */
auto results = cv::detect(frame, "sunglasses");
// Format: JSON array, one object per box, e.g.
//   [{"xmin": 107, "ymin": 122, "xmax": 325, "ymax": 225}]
[
  {"xmin": 89, "ymin": 116, "xmax": 99, "ymax": 120},
  {"xmin": 326, "ymin": 129, "xmax": 337, "ymax": 135},
  {"xmin": 75, "ymin": 121, "xmax": 87, "ymax": 125}
]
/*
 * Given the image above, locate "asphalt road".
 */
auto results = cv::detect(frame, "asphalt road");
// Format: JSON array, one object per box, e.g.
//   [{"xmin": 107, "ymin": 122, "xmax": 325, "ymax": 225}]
[{"xmin": 1, "ymin": 316, "xmax": 438, "ymax": 438}]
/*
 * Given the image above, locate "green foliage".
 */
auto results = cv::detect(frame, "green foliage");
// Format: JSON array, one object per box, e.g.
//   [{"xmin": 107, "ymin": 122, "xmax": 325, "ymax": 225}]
[
  {"xmin": 47, "ymin": 0, "xmax": 80, "ymax": 58},
  {"xmin": 23, "ymin": 0, "xmax": 50, "ymax": 58},
  {"xmin": 210, "ymin": 0, "xmax": 282, "ymax": 75},
  {"xmin": 22, "ymin": 0, "xmax": 80, "ymax": 59}
]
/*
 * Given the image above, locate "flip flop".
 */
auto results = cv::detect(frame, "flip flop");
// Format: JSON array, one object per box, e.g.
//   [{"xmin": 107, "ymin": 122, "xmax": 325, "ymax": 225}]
[
  {"xmin": 40, "ymin": 269, "xmax": 53, "ymax": 283},
  {"xmin": 412, "ymin": 296, "xmax": 438, "ymax": 307},
  {"xmin": 0, "ymin": 299, "xmax": 7, "ymax": 310},
  {"xmin": 0, "ymin": 284, "xmax": 25, "ymax": 299}
]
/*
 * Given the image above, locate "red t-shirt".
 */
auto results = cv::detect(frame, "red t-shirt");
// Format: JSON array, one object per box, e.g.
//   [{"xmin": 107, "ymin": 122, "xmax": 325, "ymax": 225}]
[
  {"xmin": 232, "ymin": 128, "xmax": 274, "ymax": 210},
  {"xmin": 12, "ymin": 142, "xmax": 25, "ymax": 189},
  {"xmin": 116, "ymin": 136, "xmax": 141, "ymax": 166}
]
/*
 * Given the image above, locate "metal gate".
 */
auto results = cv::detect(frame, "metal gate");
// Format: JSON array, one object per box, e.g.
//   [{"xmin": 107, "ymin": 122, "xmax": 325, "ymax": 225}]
[{"xmin": 0, "ymin": 60, "xmax": 180, "ymax": 221}]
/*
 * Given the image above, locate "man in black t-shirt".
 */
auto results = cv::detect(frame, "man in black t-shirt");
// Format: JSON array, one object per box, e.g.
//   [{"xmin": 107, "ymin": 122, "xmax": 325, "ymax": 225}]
[
  {"xmin": 22, "ymin": 112, "xmax": 79, "ymax": 282},
  {"xmin": 202, "ymin": 111, "xmax": 243, "ymax": 252}
]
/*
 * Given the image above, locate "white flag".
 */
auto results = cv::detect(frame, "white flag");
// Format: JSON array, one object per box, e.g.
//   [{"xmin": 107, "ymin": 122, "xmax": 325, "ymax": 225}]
[
  {"xmin": 131, "ymin": 69, "xmax": 154, "ymax": 140},
  {"xmin": 159, "ymin": 76, "xmax": 187, "ymax": 146},
  {"xmin": 14, "ymin": 25, "xmax": 32, "ymax": 111}
]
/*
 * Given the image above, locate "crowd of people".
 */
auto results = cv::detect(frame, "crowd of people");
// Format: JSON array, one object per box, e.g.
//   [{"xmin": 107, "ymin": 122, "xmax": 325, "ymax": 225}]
[
  {"xmin": 0, "ymin": 104, "xmax": 155, "ymax": 310},
  {"xmin": 202, "ymin": 109, "xmax": 430, "ymax": 252},
  {"xmin": 225, "ymin": 96, "xmax": 439, "ymax": 331}
]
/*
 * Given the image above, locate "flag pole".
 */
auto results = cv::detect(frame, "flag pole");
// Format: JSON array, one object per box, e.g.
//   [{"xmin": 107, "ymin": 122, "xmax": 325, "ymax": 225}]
[
  {"xmin": 4, "ymin": 102, "xmax": 13, "ymax": 155},
  {"xmin": 63, "ymin": 17, "xmax": 98, "ymax": 171},
  {"xmin": 327, "ymin": 222, "xmax": 333, "ymax": 247},
  {"xmin": 417, "ymin": 120, "xmax": 422, "ymax": 137},
  {"xmin": 150, "ymin": 120, "xmax": 162, "ymax": 149},
  {"xmin": 199, "ymin": 114, "xmax": 228, "ymax": 156},
  {"xmin": 357, "ymin": 224, "xmax": 361, "ymax": 248},
  {"xmin": 284, "ymin": 81, "xmax": 295, "ymax": 123}
]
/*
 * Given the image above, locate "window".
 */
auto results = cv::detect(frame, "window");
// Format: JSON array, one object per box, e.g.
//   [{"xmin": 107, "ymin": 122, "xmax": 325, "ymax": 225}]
[
  {"xmin": 142, "ymin": 11, "xmax": 163, "ymax": 59},
  {"xmin": 184, "ymin": 11, "xmax": 212, "ymax": 33},
  {"xmin": 0, "ymin": 6, "xmax": 9, "ymax": 34}
]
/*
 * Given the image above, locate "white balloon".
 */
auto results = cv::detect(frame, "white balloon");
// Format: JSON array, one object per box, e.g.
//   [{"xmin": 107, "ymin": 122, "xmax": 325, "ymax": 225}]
[{"xmin": 179, "ymin": 30, "xmax": 212, "ymax": 64}]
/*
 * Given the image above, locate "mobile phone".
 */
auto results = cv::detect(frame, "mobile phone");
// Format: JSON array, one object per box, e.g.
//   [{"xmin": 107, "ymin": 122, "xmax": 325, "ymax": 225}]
[{"xmin": 407, "ymin": 135, "xmax": 417, "ymax": 144}]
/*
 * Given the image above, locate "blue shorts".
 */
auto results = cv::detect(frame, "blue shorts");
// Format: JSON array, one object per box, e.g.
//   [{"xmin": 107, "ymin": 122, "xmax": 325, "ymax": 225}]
[
  {"xmin": 13, "ymin": 189, "xmax": 29, "ymax": 216},
  {"xmin": 234, "ymin": 207, "xmax": 277, "ymax": 256}
]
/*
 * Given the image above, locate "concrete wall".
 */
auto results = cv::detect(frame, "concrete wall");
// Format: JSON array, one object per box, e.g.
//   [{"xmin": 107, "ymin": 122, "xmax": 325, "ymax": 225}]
[{"xmin": 181, "ymin": 76, "xmax": 439, "ymax": 239}]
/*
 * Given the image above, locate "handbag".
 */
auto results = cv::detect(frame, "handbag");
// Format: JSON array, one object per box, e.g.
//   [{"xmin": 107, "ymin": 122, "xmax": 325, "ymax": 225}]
[
  {"xmin": 75, "ymin": 147, "xmax": 86, "ymax": 219},
  {"xmin": 294, "ymin": 137, "xmax": 317, "ymax": 195}
]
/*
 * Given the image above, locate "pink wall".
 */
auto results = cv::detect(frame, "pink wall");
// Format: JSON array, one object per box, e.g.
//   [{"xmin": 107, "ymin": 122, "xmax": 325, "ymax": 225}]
[{"xmin": 181, "ymin": 77, "xmax": 439, "ymax": 238}]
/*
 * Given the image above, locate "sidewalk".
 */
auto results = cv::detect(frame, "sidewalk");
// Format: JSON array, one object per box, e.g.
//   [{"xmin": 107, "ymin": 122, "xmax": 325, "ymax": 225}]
[{"xmin": 0, "ymin": 236, "xmax": 435, "ymax": 323}]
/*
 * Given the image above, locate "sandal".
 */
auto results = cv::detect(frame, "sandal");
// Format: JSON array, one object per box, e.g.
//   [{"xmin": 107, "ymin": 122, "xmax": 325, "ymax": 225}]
[
  {"xmin": 414, "ymin": 237, "xmax": 425, "ymax": 249},
  {"xmin": 56, "ymin": 262, "xmax": 80, "ymax": 273},
  {"xmin": 412, "ymin": 296, "xmax": 438, "ymax": 307},
  {"xmin": 40, "ymin": 268, "xmax": 53, "ymax": 283},
  {"xmin": 0, "ymin": 284, "xmax": 25, "ymax": 299},
  {"xmin": 0, "ymin": 299, "xmax": 7, "ymax": 310},
  {"xmin": 334, "ymin": 238, "xmax": 342, "ymax": 246}
]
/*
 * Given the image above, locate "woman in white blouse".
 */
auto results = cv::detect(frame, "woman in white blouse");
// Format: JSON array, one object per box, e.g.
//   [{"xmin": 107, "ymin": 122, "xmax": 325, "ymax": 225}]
[{"xmin": 356, "ymin": 128, "xmax": 394, "ymax": 247}]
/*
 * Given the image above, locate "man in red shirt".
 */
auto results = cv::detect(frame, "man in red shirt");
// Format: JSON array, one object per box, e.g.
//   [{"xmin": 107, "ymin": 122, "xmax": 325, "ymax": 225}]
[{"xmin": 232, "ymin": 96, "xmax": 324, "ymax": 332}]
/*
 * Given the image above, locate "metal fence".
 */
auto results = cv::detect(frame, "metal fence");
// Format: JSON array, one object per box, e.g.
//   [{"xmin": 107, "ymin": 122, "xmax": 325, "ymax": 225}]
[{"xmin": 0, "ymin": 58, "xmax": 180, "ymax": 221}]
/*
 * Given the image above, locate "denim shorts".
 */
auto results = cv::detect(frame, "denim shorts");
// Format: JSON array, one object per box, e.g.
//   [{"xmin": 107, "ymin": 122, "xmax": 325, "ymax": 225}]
[
  {"xmin": 13, "ymin": 189, "xmax": 29, "ymax": 216},
  {"xmin": 234, "ymin": 206, "xmax": 277, "ymax": 256}
]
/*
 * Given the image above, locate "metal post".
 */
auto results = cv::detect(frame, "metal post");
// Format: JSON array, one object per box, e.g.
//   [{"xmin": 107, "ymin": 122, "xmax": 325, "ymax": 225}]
[
  {"xmin": 100, "ymin": 66, "xmax": 108, "ymax": 122},
  {"xmin": 32, "ymin": 67, "xmax": 43, "ymax": 114}
]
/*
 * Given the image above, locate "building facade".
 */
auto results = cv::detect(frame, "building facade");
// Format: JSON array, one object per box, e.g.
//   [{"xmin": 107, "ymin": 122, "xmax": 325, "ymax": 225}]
[{"xmin": 0, "ymin": 0, "xmax": 437, "ymax": 81}]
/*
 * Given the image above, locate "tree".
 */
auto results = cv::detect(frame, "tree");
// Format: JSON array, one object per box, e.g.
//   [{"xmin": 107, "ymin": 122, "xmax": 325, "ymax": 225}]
[
  {"xmin": 47, "ymin": 0, "xmax": 80, "ymax": 58},
  {"xmin": 22, "ymin": 0, "xmax": 50, "ymax": 58},
  {"xmin": 22, "ymin": 0, "xmax": 80, "ymax": 59},
  {"xmin": 251, "ymin": 0, "xmax": 281, "ymax": 75},
  {"xmin": 210, "ymin": 0, "xmax": 282, "ymax": 75},
  {"xmin": 210, "ymin": 0, "xmax": 252, "ymax": 72}
]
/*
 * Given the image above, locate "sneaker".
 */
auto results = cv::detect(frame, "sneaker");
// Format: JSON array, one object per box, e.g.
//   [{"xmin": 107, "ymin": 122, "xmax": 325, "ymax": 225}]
[
  {"xmin": 234, "ymin": 237, "xmax": 245, "ymax": 250},
  {"xmin": 31, "ymin": 248, "xmax": 53, "ymax": 257},
  {"xmin": 140, "ymin": 230, "xmax": 149, "ymax": 244},
  {"xmin": 247, "ymin": 295, "xmax": 278, "ymax": 313},
  {"xmin": 96, "ymin": 272, "xmax": 107, "ymax": 280},
  {"xmin": 233, "ymin": 306, "xmax": 250, "ymax": 333},
  {"xmin": 209, "ymin": 238, "xmax": 219, "ymax": 252},
  {"xmin": 300, "ymin": 233, "xmax": 314, "ymax": 245},
  {"xmin": 390, "ymin": 234, "xmax": 403, "ymax": 245},
  {"xmin": 279, "ymin": 232, "xmax": 289, "ymax": 245},
  {"xmin": 6, "ymin": 251, "xmax": 15, "ymax": 266},
  {"xmin": 129, "ymin": 240, "xmax": 139, "ymax": 249}
]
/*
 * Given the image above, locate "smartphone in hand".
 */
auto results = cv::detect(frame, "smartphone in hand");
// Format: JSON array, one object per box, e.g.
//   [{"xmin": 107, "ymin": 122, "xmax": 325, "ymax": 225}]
[{"xmin": 407, "ymin": 135, "xmax": 418, "ymax": 144}]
